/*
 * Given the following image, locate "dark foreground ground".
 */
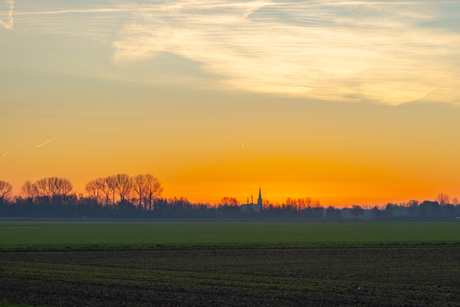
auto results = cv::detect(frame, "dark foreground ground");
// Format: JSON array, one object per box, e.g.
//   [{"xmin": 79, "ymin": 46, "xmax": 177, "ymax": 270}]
[{"xmin": 1, "ymin": 248, "xmax": 460, "ymax": 306}]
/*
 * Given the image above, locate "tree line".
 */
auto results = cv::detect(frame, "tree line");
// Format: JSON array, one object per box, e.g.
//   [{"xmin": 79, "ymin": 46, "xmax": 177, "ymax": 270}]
[{"xmin": 0, "ymin": 177, "xmax": 459, "ymax": 220}]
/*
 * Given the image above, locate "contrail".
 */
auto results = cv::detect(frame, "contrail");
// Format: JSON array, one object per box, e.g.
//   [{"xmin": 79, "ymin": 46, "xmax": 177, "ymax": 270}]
[
  {"xmin": 36, "ymin": 137, "xmax": 57, "ymax": 148},
  {"xmin": 2, "ymin": 152, "xmax": 8, "ymax": 157},
  {"xmin": 0, "ymin": 0, "xmax": 14, "ymax": 30}
]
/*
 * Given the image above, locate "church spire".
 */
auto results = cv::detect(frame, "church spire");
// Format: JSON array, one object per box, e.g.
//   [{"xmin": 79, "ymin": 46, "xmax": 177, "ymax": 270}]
[{"xmin": 257, "ymin": 187, "xmax": 262, "ymax": 207}]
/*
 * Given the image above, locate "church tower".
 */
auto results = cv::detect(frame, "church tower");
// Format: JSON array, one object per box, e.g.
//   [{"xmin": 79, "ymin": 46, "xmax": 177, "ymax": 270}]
[{"xmin": 257, "ymin": 187, "xmax": 263, "ymax": 209}]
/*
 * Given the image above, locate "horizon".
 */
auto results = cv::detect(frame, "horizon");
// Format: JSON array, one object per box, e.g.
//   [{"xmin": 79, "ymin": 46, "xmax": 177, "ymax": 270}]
[
  {"xmin": 0, "ymin": 175, "xmax": 454, "ymax": 208},
  {"xmin": 2, "ymin": 0, "xmax": 460, "ymax": 207}
]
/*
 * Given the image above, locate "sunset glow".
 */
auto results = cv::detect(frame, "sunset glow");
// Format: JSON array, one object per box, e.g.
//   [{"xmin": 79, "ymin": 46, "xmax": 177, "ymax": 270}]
[{"xmin": 2, "ymin": 0, "xmax": 460, "ymax": 207}]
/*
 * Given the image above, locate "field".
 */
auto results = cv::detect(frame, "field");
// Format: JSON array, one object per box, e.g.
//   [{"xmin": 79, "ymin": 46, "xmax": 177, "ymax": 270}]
[
  {"xmin": 1, "ymin": 222, "xmax": 460, "ymax": 306},
  {"xmin": 2, "ymin": 248, "xmax": 460, "ymax": 306},
  {"xmin": 1, "ymin": 221, "xmax": 460, "ymax": 251}
]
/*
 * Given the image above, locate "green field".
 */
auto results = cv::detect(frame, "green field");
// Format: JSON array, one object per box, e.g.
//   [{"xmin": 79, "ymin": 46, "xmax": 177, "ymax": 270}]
[
  {"xmin": 2, "ymin": 222, "xmax": 460, "ymax": 306},
  {"xmin": 1, "ymin": 222, "xmax": 460, "ymax": 250}
]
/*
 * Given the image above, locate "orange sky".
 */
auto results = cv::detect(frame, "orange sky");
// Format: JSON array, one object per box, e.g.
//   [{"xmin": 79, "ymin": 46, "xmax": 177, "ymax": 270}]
[
  {"xmin": 2, "ymin": 86, "xmax": 460, "ymax": 207},
  {"xmin": 2, "ymin": 1, "xmax": 460, "ymax": 207}
]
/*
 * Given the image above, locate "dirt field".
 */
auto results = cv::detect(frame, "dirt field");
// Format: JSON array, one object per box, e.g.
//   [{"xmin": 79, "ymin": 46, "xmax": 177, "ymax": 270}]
[{"xmin": 1, "ymin": 248, "xmax": 460, "ymax": 306}]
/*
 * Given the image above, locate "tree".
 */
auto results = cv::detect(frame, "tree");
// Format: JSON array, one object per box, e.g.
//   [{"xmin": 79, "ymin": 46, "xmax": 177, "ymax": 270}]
[
  {"xmin": 312, "ymin": 204, "xmax": 324, "ymax": 219},
  {"xmin": 85, "ymin": 179, "xmax": 101, "ymax": 200},
  {"xmin": 384, "ymin": 203, "xmax": 395, "ymax": 218},
  {"xmin": 371, "ymin": 206, "xmax": 380, "ymax": 219},
  {"xmin": 94, "ymin": 178, "xmax": 110, "ymax": 206},
  {"xmin": 221, "ymin": 197, "xmax": 239, "ymax": 207},
  {"xmin": 436, "ymin": 193, "xmax": 450, "ymax": 206},
  {"xmin": 35, "ymin": 177, "xmax": 57, "ymax": 198},
  {"xmin": 35, "ymin": 177, "xmax": 73, "ymax": 204},
  {"xmin": 326, "ymin": 206, "xmax": 341, "ymax": 220},
  {"xmin": 0, "ymin": 181, "xmax": 13, "ymax": 204},
  {"xmin": 105, "ymin": 175, "xmax": 118, "ymax": 207},
  {"xmin": 115, "ymin": 174, "xmax": 132, "ymax": 202},
  {"xmin": 350, "ymin": 205, "xmax": 364, "ymax": 218},
  {"xmin": 21, "ymin": 181, "xmax": 38, "ymax": 200},
  {"xmin": 144, "ymin": 174, "xmax": 163, "ymax": 210},
  {"xmin": 419, "ymin": 201, "xmax": 439, "ymax": 218},
  {"xmin": 133, "ymin": 174, "xmax": 147, "ymax": 209},
  {"xmin": 263, "ymin": 199, "xmax": 271, "ymax": 209},
  {"xmin": 55, "ymin": 178, "xmax": 73, "ymax": 204}
]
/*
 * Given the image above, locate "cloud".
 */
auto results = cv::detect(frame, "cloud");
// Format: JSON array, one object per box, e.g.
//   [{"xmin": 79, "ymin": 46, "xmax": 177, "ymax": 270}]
[
  {"xmin": 0, "ymin": 0, "xmax": 14, "ymax": 30},
  {"xmin": 8, "ymin": 0, "xmax": 460, "ymax": 105},
  {"xmin": 13, "ymin": 1, "xmax": 459, "ymax": 16},
  {"xmin": 111, "ymin": 0, "xmax": 460, "ymax": 105}
]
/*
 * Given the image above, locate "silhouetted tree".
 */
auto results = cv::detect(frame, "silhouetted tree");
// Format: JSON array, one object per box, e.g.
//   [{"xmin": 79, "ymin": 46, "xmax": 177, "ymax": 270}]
[
  {"xmin": 105, "ymin": 175, "xmax": 118, "ymax": 207},
  {"xmin": 383, "ymin": 203, "xmax": 396, "ymax": 218},
  {"xmin": 0, "ymin": 181, "xmax": 13, "ymax": 205},
  {"xmin": 21, "ymin": 181, "xmax": 38, "ymax": 201},
  {"xmin": 371, "ymin": 206, "xmax": 380, "ymax": 219},
  {"xmin": 94, "ymin": 177, "xmax": 110, "ymax": 206},
  {"xmin": 312, "ymin": 204, "xmax": 324, "ymax": 219},
  {"xmin": 133, "ymin": 174, "xmax": 148, "ymax": 209},
  {"xmin": 34, "ymin": 177, "xmax": 73, "ymax": 204},
  {"xmin": 115, "ymin": 174, "xmax": 132, "ymax": 202},
  {"xmin": 419, "ymin": 201, "xmax": 440, "ymax": 218},
  {"xmin": 221, "ymin": 197, "xmax": 239, "ymax": 207},
  {"xmin": 144, "ymin": 174, "xmax": 163, "ymax": 210},
  {"xmin": 326, "ymin": 206, "xmax": 342, "ymax": 220},
  {"xmin": 56, "ymin": 178, "xmax": 73, "ymax": 204},
  {"xmin": 350, "ymin": 205, "xmax": 364, "ymax": 218},
  {"xmin": 436, "ymin": 193, "xmax": 450, "ymax": 206},
  {"xmin": 35, "ymin": 177, "xmax": 56, "ymax": 198},
  {"xmin": 85, "ymin": 179, "xmax": 101, "ymax": 200},
  {"xmin": 262, "ymin": 199, "xmax": 271, "ymax": 210}
]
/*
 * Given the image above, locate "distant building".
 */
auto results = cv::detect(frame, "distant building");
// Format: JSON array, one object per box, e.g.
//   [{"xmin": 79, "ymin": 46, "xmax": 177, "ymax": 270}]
[{"xmin": 240, "ymin": 187, "xmax": 263, "ymax": 213}]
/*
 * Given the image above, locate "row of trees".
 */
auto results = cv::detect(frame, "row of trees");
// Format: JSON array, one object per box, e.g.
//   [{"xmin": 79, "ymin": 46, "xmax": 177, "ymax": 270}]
[
  {"xmin": 0, "ymin": 175, "xmax": 163, "ymax": 207},
  {"xmin": 1, "ymin": 178, "xmax": 460, "ymax": 220},
  {"xmin": 85, "ymin": 174, "xmax": 163, "ymax": 210}
]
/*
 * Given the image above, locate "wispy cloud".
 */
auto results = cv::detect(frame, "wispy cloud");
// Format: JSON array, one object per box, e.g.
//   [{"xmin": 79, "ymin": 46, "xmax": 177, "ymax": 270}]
[
  {"xmin": 8, "ymin": 0, "xmax": 460, "ymax": 105},
  {"xmin": 0, "ymin": 0, "xmax": 14, "ymax": 30},
  {"xmin": 2, "ymin": 152, "xmax": 8, "ymax": 157},
  {"xmin": 111, "ymin": 0, "xmax": 460, "ymax": 105},
  {"xmin": 12, "ymin": 1, "xmax": 459, "ymax": 16}
]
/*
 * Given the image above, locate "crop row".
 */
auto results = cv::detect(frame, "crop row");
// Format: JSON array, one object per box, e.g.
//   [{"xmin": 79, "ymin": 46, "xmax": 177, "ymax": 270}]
[{"xmin": 1, "ymin": 248, "xmax": 460, "ymax": 306}]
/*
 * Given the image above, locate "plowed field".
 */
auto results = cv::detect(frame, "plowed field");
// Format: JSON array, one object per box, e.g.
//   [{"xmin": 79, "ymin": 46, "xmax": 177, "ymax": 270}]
[{"xmin": 1, "ymin": 248, "xmax": 460, "ymax": 306}]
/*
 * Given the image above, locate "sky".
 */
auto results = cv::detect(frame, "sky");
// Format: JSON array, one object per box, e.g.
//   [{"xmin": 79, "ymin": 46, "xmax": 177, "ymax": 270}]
[{"xmin": 1, "ymin": 0, "xmax": 460, "ymax": 207}]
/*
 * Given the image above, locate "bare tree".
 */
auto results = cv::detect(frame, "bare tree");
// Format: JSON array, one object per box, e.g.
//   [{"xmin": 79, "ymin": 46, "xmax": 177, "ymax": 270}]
[
  {"xmin": 115, "ymin": 174, "xmax": 132, "ymax": 202},
  {"xmin": 221, "ymin": 196, "xmax": 239, "ymax": 207},
  {"xmin": 94, "ymin": 178, "xmax": 110, "ymax": 206},
  {"xmin": 0, "ymin": 181, "xmax": 13, "ymax": 204},
  {"xmin": 21, "ymin": 181, "xmax": 39, "ymax": 200},
  {"xmin": 56, "ymin": 178, "xmax": 73, "ymax": 204},
  {"xmin": 133, "ymin": 174, "xmax": 147, "ymax": 209},
  {"xmin": 436, "ymin": 193, "xmax": 450, "ymax": 206},
  {"xmin": 105, "ymin": 175, "xmax": 118, "ymax": 207},
  {"xmin": 85, "ymin": 179, "xmax": 100, "ymax": 200},
  {"xmin": 263, "ymin": 199, "xmax": 271, "ymax": 209},
  {"xmin": 34, "ymin": 177, "xmax": 73, "ymax": 203},
  {"xmin": 145, "ymin": 174, "xmax": 163, "ymax": 210},
  {"xmin": 35, "ymin": 177, "xmax": 57, "ymax": 198}
]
